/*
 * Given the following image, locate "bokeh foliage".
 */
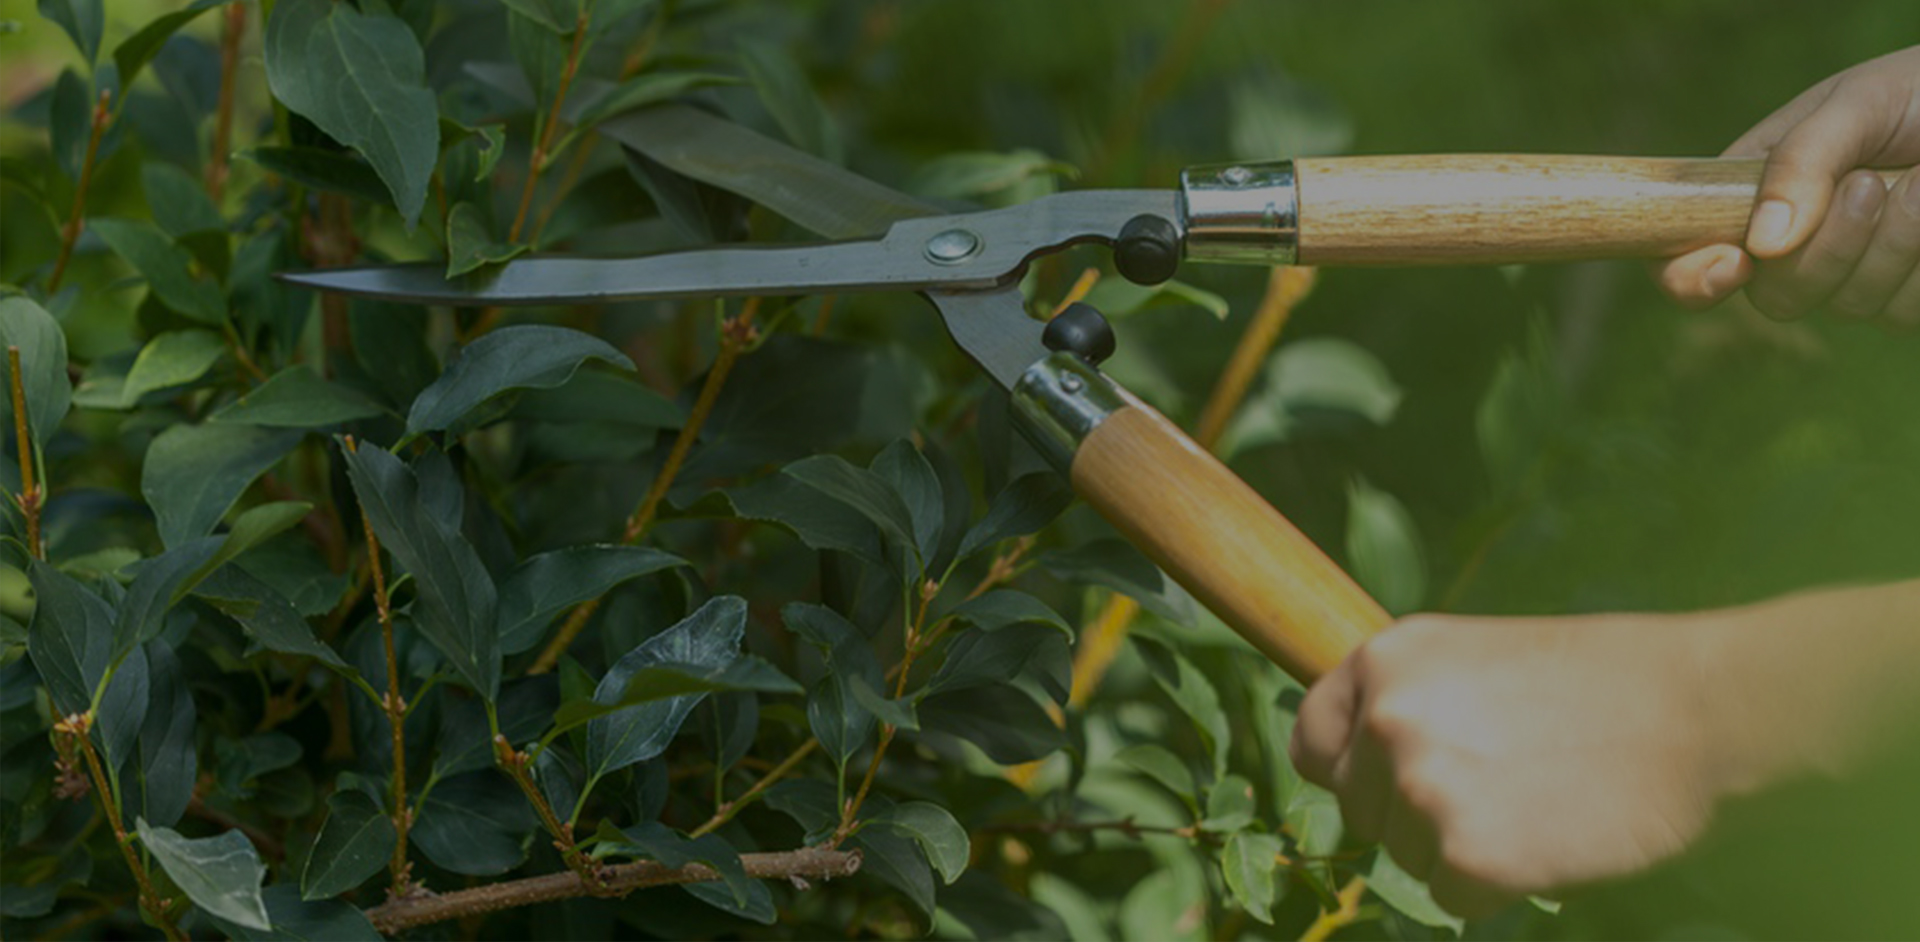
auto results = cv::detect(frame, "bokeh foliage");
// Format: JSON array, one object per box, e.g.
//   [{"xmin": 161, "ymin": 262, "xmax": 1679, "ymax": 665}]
[{"xmin": 4, "ymin": 1, "xmax": 1920, "ymax": 939}]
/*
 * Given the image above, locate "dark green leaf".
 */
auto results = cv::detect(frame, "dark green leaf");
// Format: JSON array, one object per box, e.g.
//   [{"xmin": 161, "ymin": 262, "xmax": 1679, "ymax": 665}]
[
  {"xmin": 1221, "ymin": 338, "xmax": 1401, "ymax": 458},
  {"xmin": 550, "ymin": 655, "xmax": 797, "ymax": 737},
  {"xmin": 926, "ymin": 623, "xmax": 1069, "ymax": 705},
  {"xmin": 916, "ymin": 685, "xmax": 1064, "ymax": 764},
  {"xmin": 598, "ymin": 821, "xmax": 756, "ymax": 912},
  {"xmin": 719, "ymin": 474, "xmax": 886, "ymax": 567},
  {"xmin": 1221, "ymin": 830, "xmax": 1284, "ymax": 924},
  {"xmin": 496, "ymin": 544, "xmax": 686, "ymax": 655},
  {"xmin": 90, "ymin": 218, "xmax": 227, "ymax": 324},
  {"xmin": 1116, "ymin": 744, "xmax": 1200, "ymax": 815},
  {"xmin": 954, "ymin": 472, "xmax": 1071, "ymax": 562},
  {"xmin": 500, "ymin": 0, "xmax": 578, "ymax": 32},
  {"xmin": 0, "ymin": 296, "xmax": 72, "ymax": 452},
  {"xmin": 586, "ymin": 596, "xmax": 746, "ymax": 778},
  {"xmin": 1082, "ymin": 277, "xmax": 1230, "ymax": 321},
  {"xmin": 847, "ymin": 674, "xmax": 916, "ymax": 730},
  {"xmin": 444, "ymin": 201, "xmax": 527, "ymax": 277},
  {"xmin": 1346, "ymin": 478, "xmax": 1426, "ymax": 616},
  {"xmin": 871, "ymin": 440, "xmax": 943, "ymax": 564},
  {"xmin": 213, "ymin": 885, "xmax": 382, "ymax": 941},
  {"xmin": 762, "ymin": 779, "xmax": 837, "ymax": 842},
  {"xmin": 143, "ymin": 161, "xmax": 224, "ymax": 237},
  {"xmin": 1284, "ymin": 783, "xmax": 1342, "ymax": 858},
  {"xmin": 1040, "ymin": 538, "xmax": 1195, "ymax": 625},
  {"xmin": 115, "ymin": 538, "xmax": 221, "ymax": 663},
  {"xmin": 945, "ymin": 590, "xmax": 1071, "ymax": 639},
  {"xmin": 141, "ymin": 424, "xmax": 301, "ymax": 548},
  {"xmin": 507, "ymin": 7, "xmax": 571, "ymax": 112},
  {"xmin": 0, "ymin": 847, "xmax": 90, "ymax": 918},
  {"xmin": 95, "ymin": 645, "xmax": 149, "ymax": 773},
  {"xmin": 783, "ymin": 602, "xmax": 882, "ymax": 768},
  {"xmin": 851, "ymin": 823, "xmax": 935, "ymax": 917},
  {"xmin": 406, "ymin": 325, "xmax": 635, "ymax": 438},
  {"xmin": 738, "ymin": 39, "xmax": 841, "ymax": 162},
  {"xmin": 1476, "ymin": 327, "xmax": 1558, "ymax": 499},
  {"xmin": 783, "ymin": 454, "xmax": 918, "ymax": 564},
  {"xmin": 509, "ymin": 369, "xmax": 683, "ymax": 429},
  {"xmin": 340, "ymin": 444, "xmax": 500, "ymax": 700},
  {"xmin": 212, "ymin": 366, "xmax": 388, "ymax": 427},
  {"xmin": 37, "ymin": 0, "xmax": 102, "ymax": 63},
  {"xmin": 113, "ymin": 0, "xmax": 234, "ymax": 88},
  {"xmin": 1135, "ymin": 637, "xmax": 1230, "ymax": 779},
  {"xmin": 241, "ymin": 147, "xmax": 394, "ymax": 207},
  {"xmin": 196, "ymin": 568, "xmax": 349, "ymax": 670},
  {"xmin": 867, "ymin": 801, "xmax": 967, "ymax": 885},
  {"xmin": 213, "ymin": 732, "xmax": 302, "ymax": 799},
  {"xmin": 1369, "ymin": 849, "xmax": 1464, "ymax": 935},
  {"xmin": 263, "ymin": 0, "xmax": 440, "ymax": 227},
  {"xmin": 136, "ymin": 819, "xmax": 271, "ymax": 931},
  {"xmin": 123, "ymin": 643, "xmax": 196, "ymax": 830},
  {"xmin": 115, "ymin": 329, "xmax": 227, "ymax": 408},
  {"xmin": 50, "ymin": 69, "xmax": 90, "ymax": 181},
  {"xmin": 436, "ymin": 677, "xmax": 557, "ymax": 779},
  {"xmin": 411, "ymin": 771, "xmax": 535, "ymax": 876},
  {"xmin": 557, "ymin": 71, "xmax": 742, "ymax": 156},
  {"xmin": 1202, "ymin": 774, "xmax": 1257, "ymax": 833},
  {"xmin": 25, "ymin": 561, "xmax": 112, "ymax": 716},
  {"xmin": 907, "ymin": 149, "xmax": 1074, "ymax": 202},
  {"xmin": 301, "ymin": 789, "xmax": 396, "ymax": 900}
]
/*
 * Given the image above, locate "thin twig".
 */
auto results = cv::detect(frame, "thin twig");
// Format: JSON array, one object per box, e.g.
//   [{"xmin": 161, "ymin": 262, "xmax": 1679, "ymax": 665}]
[
  {"xmin": 362, "ymin": 845, "xmax": 861, "ymax": 934},
  {"xmin": 494, "ymin": 735, "xmax": 612, "ymax": 894},
  {"xmin": 205, "ymin": 2, "xmax": 245, "ymax": 202},
  {"xmin": 59, "ymin": 715, "xmax": 186, "ymax": 941},
  {"xmin": 8, "ymin": 347, "xmax": 41, "ymax": 559},
  {"xmin": 529, "ymin": 299, "xmax": 763, "ymax": 674},
  {"xmin": 689, "ymin": 738, "xmax": 817, "ymax": 838},
  {"xmin": 1299, "ymin": 875, "xmax": 1368, "ymax": 942},
  {"xmin": 345, "ymin": 437, "xmax": 416, "ymax": 897},
  {"xmin": 48, "ymin": 88, "xmax": 111, "ymax": 294},
  {"xmin": 509, "ymin": 4, "xmax": 593, "ymax": 244}
]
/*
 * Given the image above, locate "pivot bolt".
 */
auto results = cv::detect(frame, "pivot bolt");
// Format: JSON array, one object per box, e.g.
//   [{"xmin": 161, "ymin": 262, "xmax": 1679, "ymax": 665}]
[
  {"xmin": 1043, "ymin": 303, "xmax": 1117, "ymax": 366},
  {"xmin": 924, "ymin": 228, "xmax": 982, "ymax": 264},
  {"xmin": 1114, "ymin": 213, "xmax": 1181, "ymax": 286}
]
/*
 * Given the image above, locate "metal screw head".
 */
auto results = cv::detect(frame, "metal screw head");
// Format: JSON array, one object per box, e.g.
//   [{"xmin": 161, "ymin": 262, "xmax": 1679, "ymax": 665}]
[
  {"xmin": 1221, "ymin": 165, "xmax": 1254, "ymax": 186},
  {"xmin": 924, "ymin": 228, "xmax": 982, "ymax": 264},
  {"xmin": 1060, "ymin": 373, "xmax": 1084, "ymax": 393}
]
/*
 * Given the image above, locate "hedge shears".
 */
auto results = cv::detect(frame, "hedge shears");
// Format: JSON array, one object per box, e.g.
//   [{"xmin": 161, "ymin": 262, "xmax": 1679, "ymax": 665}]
[{"xmin": 285, "ymin": 104, "xmax": 1778, "ymax": 684}]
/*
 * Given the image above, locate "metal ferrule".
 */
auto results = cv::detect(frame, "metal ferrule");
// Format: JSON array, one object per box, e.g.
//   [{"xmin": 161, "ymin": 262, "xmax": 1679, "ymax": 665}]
[
  {"xmin": 1011, "ymin": 353, "xmax": 1126, "ymax": 472},
  {"xmin": 1178, "ymin": 160, "xmax": 1298, "ymax": 265}
]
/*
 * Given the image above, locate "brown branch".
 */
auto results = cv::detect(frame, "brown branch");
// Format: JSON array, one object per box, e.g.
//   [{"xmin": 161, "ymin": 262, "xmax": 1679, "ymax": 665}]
[
  {"xmin": 345, "ymin": 436, "xmax": 416, "ymax": 897},
  {"xmin": 362, "ymin": 845, "xmax": 861, "ymax": 934},
  {"xmin": 8, "ymin": 347, "xmax": 41, "ymax": 559},
  {"xmin": 59, "ymin": 714, "xmax": 186, "ymax": 941},
  {"xmin": 509, "ymin": 5, "xmax": 592, "ymax": 244},
  {"xmin": 1299, "ymin": 875, "xmax": 1368, "ymax": 942},
  {"xmin": 690, "ymin": 738, "xmax": 817, "ymax": 838},
  {"xmin": 205, "ymin": 1, "xmax": 246, "ymax": 202},
  {"xmin": 48, "ymin": 88, "xmax": 111, "ymax": 294},
  {"xmin": 529, "ymin": 300, "xmax": 763, "ymax": 674}
]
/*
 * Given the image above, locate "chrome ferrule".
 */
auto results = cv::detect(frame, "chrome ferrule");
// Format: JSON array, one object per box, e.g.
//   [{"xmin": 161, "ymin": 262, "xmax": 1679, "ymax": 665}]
[
  {"xmin": 1010, "ymin": 353, "xmax": 1126, "ymax": 471},
  {"xmin": 1178, "ymin": 160, "xmax": 1298, "ymax": 265}
]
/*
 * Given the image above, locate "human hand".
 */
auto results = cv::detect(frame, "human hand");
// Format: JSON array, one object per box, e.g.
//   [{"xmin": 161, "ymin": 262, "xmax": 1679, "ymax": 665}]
[
  {"xmin": 1658, "ymin": 46, "xmax": 1920, "ymax": 324},
  {"xmin": 1288, "ymin": 612, "xmax": 1733, "ymax": 918}
]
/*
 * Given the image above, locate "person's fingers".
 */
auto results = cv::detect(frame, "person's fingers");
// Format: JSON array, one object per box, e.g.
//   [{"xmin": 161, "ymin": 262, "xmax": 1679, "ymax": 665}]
[
  {"xmin": 1331, "ymin": 725, "xmax": 1393, "ymax": 845},
  {"xmin": 1828, "ymin": 170, "xmax": 1920, "ymax": 320},
  {"xmin": 1747, "ymin": 87, "xmax": 1896, "ymax": 258},
  {"xmin": 1378, "ymin": 796, "xmax": 1439, "ymax": 884},
  {"xmin": 1875, "ymin": 263, "xmax": 1920, "ymax": 328},
  {"xmin": 1721, "ymin": 77, "xmax": 1842, "ymax": 158},
  {"xmin": 1655, "ymin": 244, "xmax": 1753, "ymax": 310},
  {"xmin": 1290, "ymin": 657, "xmax": 1359, "ymax": 789},
  {"xmin": 1745, "ymin": 169, "xmax": 1887, "ymax": 320},
  {"xmin": 1427, "ymin": 861, "xmax": 1517, "ymax": 921}
]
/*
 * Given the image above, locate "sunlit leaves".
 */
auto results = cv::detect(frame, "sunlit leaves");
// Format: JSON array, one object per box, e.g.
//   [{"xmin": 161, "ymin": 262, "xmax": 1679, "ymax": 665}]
[
  {"xmin": 136, "ymin": 820, "xmax": 272, "ymax": 931},
  {"xmin": 264, "ymin": 0, "xmax": 440, "ymax": 227},
  {"xmin": 1221, "ymin": 830, "xmax": 1285, "ymax": 924},
  {"xmin": 1346, "ymin": 477, "xmax": 1427, "ymax": 615},
  {"xmin": 1369, "ymin": 850, "xmax": 1465, "ymax": 935}
]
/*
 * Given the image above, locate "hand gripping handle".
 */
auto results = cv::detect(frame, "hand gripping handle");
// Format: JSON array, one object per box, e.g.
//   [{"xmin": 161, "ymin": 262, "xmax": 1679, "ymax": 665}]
[{"xmin": 1014, "ymin": 354, "xmax": 1389, "ymax": 684}]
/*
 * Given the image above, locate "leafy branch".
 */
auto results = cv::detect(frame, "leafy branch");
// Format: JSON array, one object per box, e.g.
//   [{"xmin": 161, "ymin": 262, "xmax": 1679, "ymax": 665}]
[
  {"xmin": 55, "ymin": 714, "xmax": 186, "ymax": 941},
  {"xmin": 345, "ymin": 436, "xmax": 417, "ymax": 898},
  {"xmin": 8, "ymin": 347, "xmax": 41, "ymax": 560},
  {"xmin": 47, "ymin": 88, "xmax": 111, "ymax": 293}
]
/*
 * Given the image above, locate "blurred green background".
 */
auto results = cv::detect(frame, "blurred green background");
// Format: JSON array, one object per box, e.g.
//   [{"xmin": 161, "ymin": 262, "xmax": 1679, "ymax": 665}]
[{"xmin": 7, "ymin": 1, "xmax": 1920, "ymax": 937}]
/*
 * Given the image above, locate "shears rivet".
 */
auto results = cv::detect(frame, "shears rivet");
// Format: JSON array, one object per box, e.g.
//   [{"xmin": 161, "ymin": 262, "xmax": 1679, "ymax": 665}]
[
  {"xmin": 924, "ymin": 228, "xmax": 982, "ymax": 264},
  {"xmin": 1221, "ymin": 165, "xmax": 1254, "ymax": 186},
  {"xmin": 1060, "ymin": 374, "xmax": 1084, "ymax": 393}
]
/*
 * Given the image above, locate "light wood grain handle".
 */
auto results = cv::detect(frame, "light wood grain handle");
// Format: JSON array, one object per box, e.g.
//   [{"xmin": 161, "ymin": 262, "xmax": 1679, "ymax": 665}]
[
  {"xmin": 1013, "ymin": 354, "xmax": 1388, "ymax": 683},
  {"xmin": 1182, "ymin": 156, "xmax": 1899, "ymax": 267}
]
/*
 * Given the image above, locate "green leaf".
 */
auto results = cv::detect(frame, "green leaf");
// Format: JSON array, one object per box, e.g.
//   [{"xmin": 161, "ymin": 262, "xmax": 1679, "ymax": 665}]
[
  {"xmin": 1369, "ymin": 849, "xmax": 1464, "ymax": 935},
  {"xmin": 90, "ymin": 218, "xmax": 227, "ymax": 324},
  {"xmin": 340, "ymin": 443, "xmax": 500, "ymax": 700},
  {"xmin": 1135, "ymin": 637, "xmax": 1230, "ymax": 779},
  {"xmin": 763, "ymin": 779, "xmax": 838, "ymax": 841},
  {"xmin": 49, "ymin": 69, "xmax": 90, "ymax": 182},
  {"xmin": 301, "ymin": 789, "xmax": 396, "ymax": 900},
  {"xmin": 549, "ymin": 655, "xmax": 798, "ymax": 738},
  {"xmin": 925, "ymin": 623, "xmax": 1069, "ymax": 704},
  {"xmin": 847, "ymin": 673, "xmax": 917, "ymax": 730},
  {"xmin": 241, "ymin": 147, "xmax": 394, "ymax": 207},
  {"xmin": 783, "ymin": 602, "xmax": 881, "ymax": 769},
  {"xmin": 509, "ymin": 368, "xmax": 683, "ymax": 429},
  {"xmin": 719, "ymin": 474, "xmax": 886, "ymax": 567},
  {"xmin": 94, "ymin": 645, "xmax": 150, "ymax": 772},
  {"xmin": 598, "ymin": 821, "xmax": 757, "ymax": 912},
  {"xmin": 954, "ymin": 472, "xmax": 1071, "ymax": 562},
  {"xmin": 945, "ymin": 589, "xmax": 1072, "ymax": 639},
  {"xmin": 1345, "ymin": 478, "xmax": 1426, "ymax": 616},
  {"xmin": 1087, "ymin": 277, "xmax": 1232, "ymax": 321},
  {"xmin": 212, "ymin": 885, "xmax": 382, "ymax": 941},
  {"xmin": 1202, "ymin": 774, "xmax": 1257, "ymax": 833},
  {"xmin": 868, "ymin": 801, "xmax": 968, "ymax": 885},
  {"xmin": 195, "ymin": 568, "xmax": 350, "ymax": 670},
  {"xmin": 113, "ymin": 0, "xmax": 234, "ymax": 88},
  {"xmin": 0, "ymin": 847, "xmax": 90, "ymax": 919},
  {"xmin": 556, "ymin": 71, "xmax": 742, "ymax": 157},
  {"xmin": 263, "ymin": 0, "xmax": 440, "ymax": 227},
  {"xmin": 212, "ymin": 366, "xmax": 387, "ymax": 428},
  {"xmin": 851, "ymin": 821, "xmax": 936, "ymax": 917},
  {"xmin": 1116, "ymin": 744, "xmax": 1199, "ymax": 815},
  {"xmin": 0, "ymin": 296, "xmax": 72, "ymax": 452},
  {"xmin": 1220, "ymin": 338, "xmax": 1401, "ymax": 459},
  {"xmin": 142, "ymin": 424, "xmax": 302, "ymax": 548},
  {"xmin": 783, "ymin": 454, "xmax": 918, "ymax": 564},
  {"xmin": 500, "ymin": 0, "xmax": 579, "ymax": 32},
  {"xmin": 1476, "ymin": 326, "xmax": 1558, "ymax": 498},
  {"xmin": 411, "ymin": 771, "xmax": 536, "ymax": 876},
  {"xmin": 497, "ymin": 545, "xmax": 686, "ymax": 654},
  {"xmin": 143, "ymin": 161, "xmax": 224, "ymax": 237},
  {"xmin": 406, "ymin": 325, "xmax": 636, "ymax": 438},
  {"xmin": 907, "ymin": 149, "xmax": 1074, "ymax": 202},
  {"xmin": 507, "ymin": 7, "xmax": 572, "ymax": 113},
  {"xmin": 37, "ymin": 0, "xmax": 103, "ymax": 63},
  {"xmin": 1221, "ymin": 830, "xmax": 1285, "ymax": 924},
  {"xmin": 1284, "ymin": 782, "xmax": 1342, "ymax": 858},
  {"xmin": 135, "ymin": 819, "xmax": 271, "ymax": 932},
  {"xmin": 871, "ymin": 440, "xmax": 943, "ymax": 564},
  {"xmin": 25, "ymin": 561, "xmax": 113, "ymax": 716},
  {"xmin": 1229, "ymin": 70, "xmax": 1352, "ymax": 160},
  {"xmin": 1040, "ymin": 539, "xmax": 1195, "ymax": 626},
  {"xmin": 124, "ymin": 643, "xmax": 196, "ymax": 830},
  {"xmin": 116, "ymin": 329, "xmax": 227, "ymax": 407},
  {"xmin": 115, "ymin": 538, "xmax": 222, "ymax": 662},
  {"xmin": 1119, "ymin": 869, "xmax": 1206, "ymax": 942},
  {"xmin": 916, "ymin": 684, "xmax": 1064, "ymax": 765},
  {"xmin": 586, "ymin": 596, "xmax": 747, "ymax": 778},
  {"xmin": 444, "ymin": 201, "xmax": 527, "ymax": 277},
  {"xmin": 738, "ymin": 39, "xmax": 842, "ymax": 162}
]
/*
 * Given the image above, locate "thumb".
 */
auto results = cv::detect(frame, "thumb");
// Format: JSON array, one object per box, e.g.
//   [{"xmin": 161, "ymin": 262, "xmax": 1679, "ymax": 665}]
[{"xmin": 1747, "ymin": 97, "xmax": 1888, "ymax": 259}]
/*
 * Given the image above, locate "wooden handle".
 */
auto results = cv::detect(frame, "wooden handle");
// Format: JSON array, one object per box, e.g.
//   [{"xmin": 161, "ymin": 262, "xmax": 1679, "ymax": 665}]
[
  {"xmin": 1070, "ymin": 394, "xmax": 1390, "ymax": 684},
  {"xmin": 1294, "ymin": 155, "xmax": 1779, "ymax": 266}
]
